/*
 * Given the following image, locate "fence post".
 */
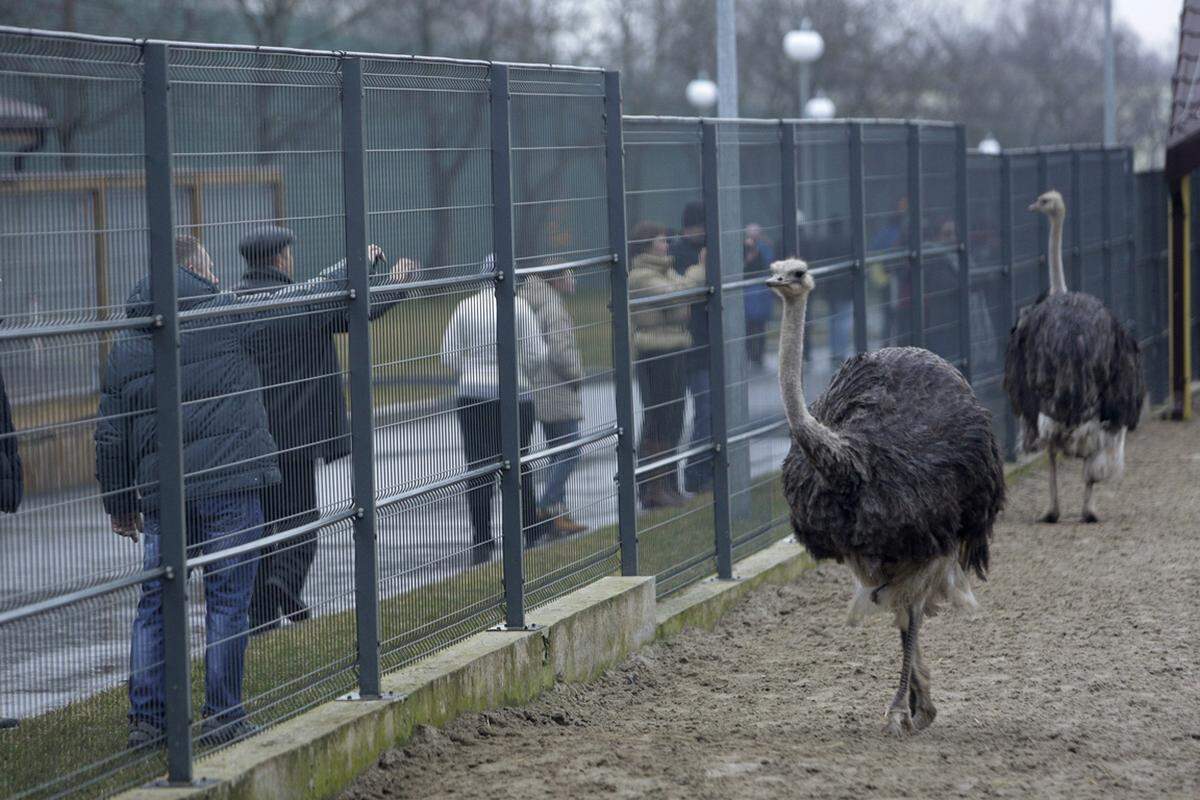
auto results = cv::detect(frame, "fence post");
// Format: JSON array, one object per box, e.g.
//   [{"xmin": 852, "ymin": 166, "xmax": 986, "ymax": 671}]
[
  {"xmin": 1126, "ymin": 150, "xmax": 1138, "ymax": 336},
  {"xmin": 142, "ymin": 40, "xmax": 192, "ymax": 784},
  {"xmin": 1037, "ymin": 151, "xmax": 1049, "ymax": 296},
  {"xmin": 781, "ymin": 122, "xmax": 798, "ymax": 259},
  {"xmin": 489, "ymin": 64, "xmax": 528, "ymax": 626},
  {"xmin": 999, "ymin": 154, "xmax": 1018, "ymax": 460},
  {"xmin": 339, "ymin": 56, "xmax": 382, "ymax": 697},
  {"xmin": 1070, "ymin": 149, "xmax": 1083, "ymax": 291},
  {"xmin": 848, "ymin": 122, "xmax": 868, "ymax": 354},
  {"xmin": 604, "ymin": 71, "xmax": 638, "ymax": 577},
  {"xmin": 700, "ymin": 120, "xmax": 733, "ymax": 580},
  {"xmin": 1102, "ymin": 150, "xmax": 1114, "ymax": 307},
  {"xmin": 954, "ymin": 124, "xmax": 971, "ymax": 381},
  {"xmin": 907, "ymin": 123, "xmax": 925, "ymax": 348}
]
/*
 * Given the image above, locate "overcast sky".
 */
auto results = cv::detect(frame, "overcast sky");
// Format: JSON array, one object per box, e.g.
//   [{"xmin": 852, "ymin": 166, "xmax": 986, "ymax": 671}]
[{"xmin": 1115, "ymin": 0, "xmax": 1181, "ymax": 52}]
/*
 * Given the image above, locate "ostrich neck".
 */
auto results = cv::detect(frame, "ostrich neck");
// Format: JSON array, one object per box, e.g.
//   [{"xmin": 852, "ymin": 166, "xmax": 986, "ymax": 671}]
[
  {"xmin": 1048, "ymin": 214, "xmax": 1067, "ymax": 294},
  {"xmin": 778, "ymin": 293, "xmax": 842, "ymax": 461}
]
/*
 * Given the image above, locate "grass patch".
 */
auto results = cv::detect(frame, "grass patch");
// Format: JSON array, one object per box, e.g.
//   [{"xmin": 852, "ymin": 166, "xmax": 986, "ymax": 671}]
[{"xmin": 0, "ymin": 476, "xmax": 788, "ymax": 800}]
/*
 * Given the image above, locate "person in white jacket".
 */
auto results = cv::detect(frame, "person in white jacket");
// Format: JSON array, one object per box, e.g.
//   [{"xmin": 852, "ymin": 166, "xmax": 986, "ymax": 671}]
[{"xmin": 441, "ymin": 255, "xmax": 548, "ymax": 564}]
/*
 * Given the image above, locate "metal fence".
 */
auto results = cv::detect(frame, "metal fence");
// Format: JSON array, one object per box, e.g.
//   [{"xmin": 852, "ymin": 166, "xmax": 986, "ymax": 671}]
[{"xmin": 0, "ymin": 28, "xmax": 1170, "ymax": 800}]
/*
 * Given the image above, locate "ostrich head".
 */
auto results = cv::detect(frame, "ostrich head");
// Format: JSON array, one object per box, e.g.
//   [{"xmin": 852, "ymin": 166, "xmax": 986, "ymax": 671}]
[
  {"xmin": 766, "ymin": 258, "xmax": 815, "ymax": 299},
  {"xmin": 1028, "ymin": 190, "xmax": 1065, "ymax": 220}
]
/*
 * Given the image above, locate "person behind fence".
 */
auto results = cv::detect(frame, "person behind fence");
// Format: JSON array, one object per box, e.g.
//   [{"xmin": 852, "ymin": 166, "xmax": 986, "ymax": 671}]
[
  {"xmin": 440, "ymin": 255, "xmax": 548, "ymax": 564},
  {"xmin": 0, "ymin": 336, "xmax": 20, "ymax": 731},
  {"xmin": 629, "ymin": 222, "xmax": 694, "ymax": 509},
  {"xmin": 518, "ymin": 266, "xmax": 587, "ymax": 536},
  {"xmin": 669, "ymin": 201, "xmax": 713, "ymax": 495},
  {"xmin": 94, "ymin": 235, "xmax": 402, "ymax": 749},
  {"xmin": 237, "ymin": 226, "xmax": 414, "ymax": 632},
  {"xmin": 742, "ymin": 223, "xmax": 775, "ymax": 368}
]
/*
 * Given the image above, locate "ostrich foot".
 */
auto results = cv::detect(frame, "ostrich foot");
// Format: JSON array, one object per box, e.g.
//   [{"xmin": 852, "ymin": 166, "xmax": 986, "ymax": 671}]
[
  {"xmin": 1039, "ymin": 510, "xmax": 1059, "ymax": 524},
  {"xmin": 881, "ymin": 706, "xmax": 913, "ymax": 737},
  {"xmin": 1081, "ymin": 511, "xmax": 1100, "ymax": 524},
  {"xmin": 911, "ymin": 701, "xmax": 937, "ymax": 731}
]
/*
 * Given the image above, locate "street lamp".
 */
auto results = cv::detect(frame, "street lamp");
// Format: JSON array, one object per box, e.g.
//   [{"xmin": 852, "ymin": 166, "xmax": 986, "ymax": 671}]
[
  {"xmin": 784, "ymin": 18, "xmax": 824, "ymax": 118},
  {"xmin": 686, "ymin": 72, "xmax": 718, "ymax": 112},
  {"xmin": 978, "ymin": 134, "xmax": 1001, "ymax": 155},
  {"xmin": 804, "ymin": 93, "xmax": 836, "ymax": 120}
]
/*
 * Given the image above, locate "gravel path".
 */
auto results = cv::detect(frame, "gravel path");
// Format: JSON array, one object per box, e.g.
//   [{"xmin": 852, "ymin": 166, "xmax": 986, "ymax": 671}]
[{"xmin": 341, "ymin": 411, "xmax": 1200, "ymax": 800}]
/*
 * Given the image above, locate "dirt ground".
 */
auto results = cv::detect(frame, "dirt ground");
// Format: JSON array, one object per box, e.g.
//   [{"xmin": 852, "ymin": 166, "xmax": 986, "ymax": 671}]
[{"xmin": 341, "ymin": 411, "xmax": 1200, "ymax": 800}]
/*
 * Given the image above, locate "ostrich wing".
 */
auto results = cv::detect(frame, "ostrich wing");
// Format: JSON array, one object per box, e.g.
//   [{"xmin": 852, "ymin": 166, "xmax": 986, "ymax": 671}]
[
  {"xmin": 1101, "ymin": 317, "xmax": 1144, "ymax": 432},
  {"xmin": 1003, "ymin": 309, "xmax": 1042, "ymax": 436}
]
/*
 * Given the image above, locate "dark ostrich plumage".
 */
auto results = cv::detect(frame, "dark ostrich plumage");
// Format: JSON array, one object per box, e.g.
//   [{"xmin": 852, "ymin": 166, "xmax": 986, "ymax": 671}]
[
  {"xmin": 1003, "ymin": 291, "xmax": 1144, "ymax": 452},
  {"xmin": 781, "ymin": 347, "xmax": 1005, "ymax": 581}
]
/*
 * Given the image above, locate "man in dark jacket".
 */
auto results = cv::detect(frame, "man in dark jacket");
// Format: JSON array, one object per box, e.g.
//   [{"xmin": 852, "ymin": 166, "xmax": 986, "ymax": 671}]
[
  {"xmin": 237, "ymin": 226, "xmax": 412, "ymax": 630},
  {"xmin": 95, "ymin": 235, "xmax": 390, "ymax": 748},
  {"xmin": 669, "ymin": 201, "xmax": 712, "ymax": 494},
  {"xmin": 0, "ymin": 362, "xmax": 20, "ymax": 515}
]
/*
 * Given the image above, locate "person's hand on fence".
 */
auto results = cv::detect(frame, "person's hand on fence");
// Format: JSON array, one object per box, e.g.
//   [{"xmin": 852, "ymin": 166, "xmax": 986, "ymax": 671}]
[{"xmin": 111, "ymin": 512, "xmax": 144, "ymax": 543}]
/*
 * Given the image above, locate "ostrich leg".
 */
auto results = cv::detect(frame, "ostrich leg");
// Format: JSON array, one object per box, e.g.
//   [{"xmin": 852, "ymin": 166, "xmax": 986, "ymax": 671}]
[
  {"xmin": 909, "ymin": 637, "xmax": 937, "ymax": 731},
  {"xmin": 1040, "ymin": 446, "xmax": 1060, "ymax": 523},
  {"xmin": 1081, "ymin": 478, "xmax": 1099, "ymax": 524},
  {"xmin": 883, "ymin": 607, "xmax": 919, "ymax": 736}
]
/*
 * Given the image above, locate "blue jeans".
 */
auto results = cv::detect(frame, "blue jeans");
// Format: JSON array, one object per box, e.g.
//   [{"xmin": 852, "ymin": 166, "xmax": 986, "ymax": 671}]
[
  {"xmin": 129, "ymin": 493, "xmax": 263, "ymax": 728},
  {"xmin": 539, "ymin": 419, "xmax": 581, "ymax": 509},
  {"xmin": 684, "ymin": 367, "xmax": 712, "ymax": 492}
]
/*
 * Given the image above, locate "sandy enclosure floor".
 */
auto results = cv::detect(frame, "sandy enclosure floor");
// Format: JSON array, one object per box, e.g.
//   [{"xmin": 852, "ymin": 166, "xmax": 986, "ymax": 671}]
[{"xmin": 342, "ymin": 412, "xmax": 1200, "ymax": 800}]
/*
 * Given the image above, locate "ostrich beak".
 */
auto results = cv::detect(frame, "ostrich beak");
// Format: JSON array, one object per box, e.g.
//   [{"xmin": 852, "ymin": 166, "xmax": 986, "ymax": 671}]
[
  {"xmin": 766, "ymin": 274, "xmax": 785, "ymax": 287},
  {"xmin": 1027, "ymin": 201, "xmax": 1040, "ymax": 212}
]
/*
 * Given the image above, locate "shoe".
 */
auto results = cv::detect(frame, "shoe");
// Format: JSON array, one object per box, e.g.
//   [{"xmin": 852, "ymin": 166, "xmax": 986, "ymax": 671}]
[
  {"xmin": 127, "ymin": 719, "xmax": 165, "ymax": 749},
  {"xmin": 0, "ymin": 717, "xmax": 17, "ymax": 730},
  {"xmin": 197, "ymin": 717, "xmax": 261, "ymax": 747},
  {"xmin": 277, "ymin": 586, "xmax": 311, "ymax": 624},
  {"xmin": 640, "ymin": 480, "xmax": 684, "ymax": 510},
  {"xmin": 661, "ymin": 487, "xmax": 690, "ymax": 508},
  {"xmin": 550, "ymin": 510, "xmax": 587, "ymax": 536}
]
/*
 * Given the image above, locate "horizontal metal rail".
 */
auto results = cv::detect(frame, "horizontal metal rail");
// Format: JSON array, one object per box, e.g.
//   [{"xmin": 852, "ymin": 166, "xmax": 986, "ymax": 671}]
[
  {"xmin": 375, "ymin": 459, "xmax": 505, "ymax": 513},
  {"xmin": 0, "ymin": 25, "xmax": 605, "ymax": 72},
  {"xmin": 381, "ymin": 271, "xmax": 496, "ymax": 296},
  {"xmin": 513, "ymin": 253, "xmax": 615, "ymax": 277},
  {"xmin": 0, "ymin": 314, "xmax": 161, "ymax": 341},
  {"xmin": 176, "ymin": 288, "xmax": 353, "ymax": 323},
  {"xmin": 521, "ymin": 425, "xmax": 618, "ymax": 466},
  {"xmin": 629, "ymin": 284, "xmax": 709, "ymax": 308},
  {"xmin": 633, "ymin": 441, "xmax": 715, "ymax": 478},
  {"xmin": 522, "ymin": 543, "xmax": 621, "ymax": 597},
  {"xmin": 726, "ymin": 417, "xmax": 788, "ymax": 447},
  {"xmin": 186, "ymin": 508, "xmax": 358, "ymax": 569},
  {"xmin": 0, "ymin": 568, "xmax": 168, "ymax": 627}
]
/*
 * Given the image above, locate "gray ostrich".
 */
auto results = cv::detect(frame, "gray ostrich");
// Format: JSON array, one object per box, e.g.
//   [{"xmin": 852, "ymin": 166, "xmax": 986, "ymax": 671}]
[
  {"xmin": 1003, "ymin": 190, "xmax": 1144, "ymax": 523},
  {"xmin": 769, "ymin": 259, "xmax": 1005, "ymax": 736}
]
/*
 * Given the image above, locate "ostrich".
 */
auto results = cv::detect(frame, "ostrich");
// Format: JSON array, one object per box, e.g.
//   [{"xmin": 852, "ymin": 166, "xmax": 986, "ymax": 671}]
[
  {"xmin": 1003, "ymin": 190, "xmax": 1144, "ymax": 523},
  {"xmin": 769, "ymin": 259, "xmax": 1005, "ymax": 736}
]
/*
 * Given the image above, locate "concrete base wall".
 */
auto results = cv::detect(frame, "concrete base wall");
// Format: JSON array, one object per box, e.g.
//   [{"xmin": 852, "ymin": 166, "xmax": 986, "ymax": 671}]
[{"xmin": 115, "ymin": 540, "xmax": 810, "ymax": 800}]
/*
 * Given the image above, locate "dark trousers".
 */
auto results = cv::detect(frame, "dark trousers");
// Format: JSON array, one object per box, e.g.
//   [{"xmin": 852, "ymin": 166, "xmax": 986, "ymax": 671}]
[
  {"xmin": 250, "ymin": 455, "xmax": 319, "ymax": 628},
  {"xmin": 636, "ymin": 353, "xmax": 685, "ymax": 492},
  {"xmin": 132, "ymin": 493, "xmax": 262, "ymax": 726},
  {"xmin": 456, "ymin": 397, "xmax": 538, "ymax": 556}
]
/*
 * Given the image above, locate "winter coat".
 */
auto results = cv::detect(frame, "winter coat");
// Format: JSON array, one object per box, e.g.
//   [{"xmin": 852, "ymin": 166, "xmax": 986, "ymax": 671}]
[
  {"xmin": 0, "ymin": 367, "xmax": 21, "ymax": 513},
  {"xmin": 628, "ymin": 252, "xmax": 697, "ymax": 356},
  {"xmin": 238, "ymin": 262, "xmax": 406, "ymax": 463},
  {"xmin": 440, "ymin": 287, "xmax": 548, "ymax": 400},
  {"xmin": 518, "ymin": 276, "xmax": 583, "ymax": 423},
  {"xmin": 669, "ymin": 237, "xmax": 709, "ymax": 370},
  {"xmin": 94, "ymin": 263, "xmax": 357, "ymax": 517},
  {"xmin": 743, "ymin": 241, "xmax": 775, "ymax": 324}
]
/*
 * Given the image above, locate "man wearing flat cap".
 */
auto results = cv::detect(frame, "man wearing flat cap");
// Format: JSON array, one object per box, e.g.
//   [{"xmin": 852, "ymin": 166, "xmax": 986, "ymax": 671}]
[{"xmin": 237, "ymin": 225, "xmax": 413, "ymax": 631}]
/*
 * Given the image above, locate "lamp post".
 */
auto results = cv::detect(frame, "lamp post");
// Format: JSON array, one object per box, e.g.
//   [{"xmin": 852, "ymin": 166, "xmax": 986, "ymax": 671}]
[
  {"xmin": 804, "ymin": 93, "xmax": 836, "ymax": 121},
  {"xmin": 686, "ymin": 72, "xmax": 718, "ymax": 113},
  {"xmin": 784, "ymin": 19, "xmax": 825, "ymax": 118},
  {"xmin": 978, "ymin": 134, "xmax": 1001, "ymax": 155}
]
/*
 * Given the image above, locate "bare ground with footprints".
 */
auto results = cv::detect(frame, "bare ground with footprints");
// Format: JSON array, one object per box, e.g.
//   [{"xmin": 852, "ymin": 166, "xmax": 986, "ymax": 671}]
[{"xmin": 342, "ymin": 409, "xmax": 1200, "ymax": 800}]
